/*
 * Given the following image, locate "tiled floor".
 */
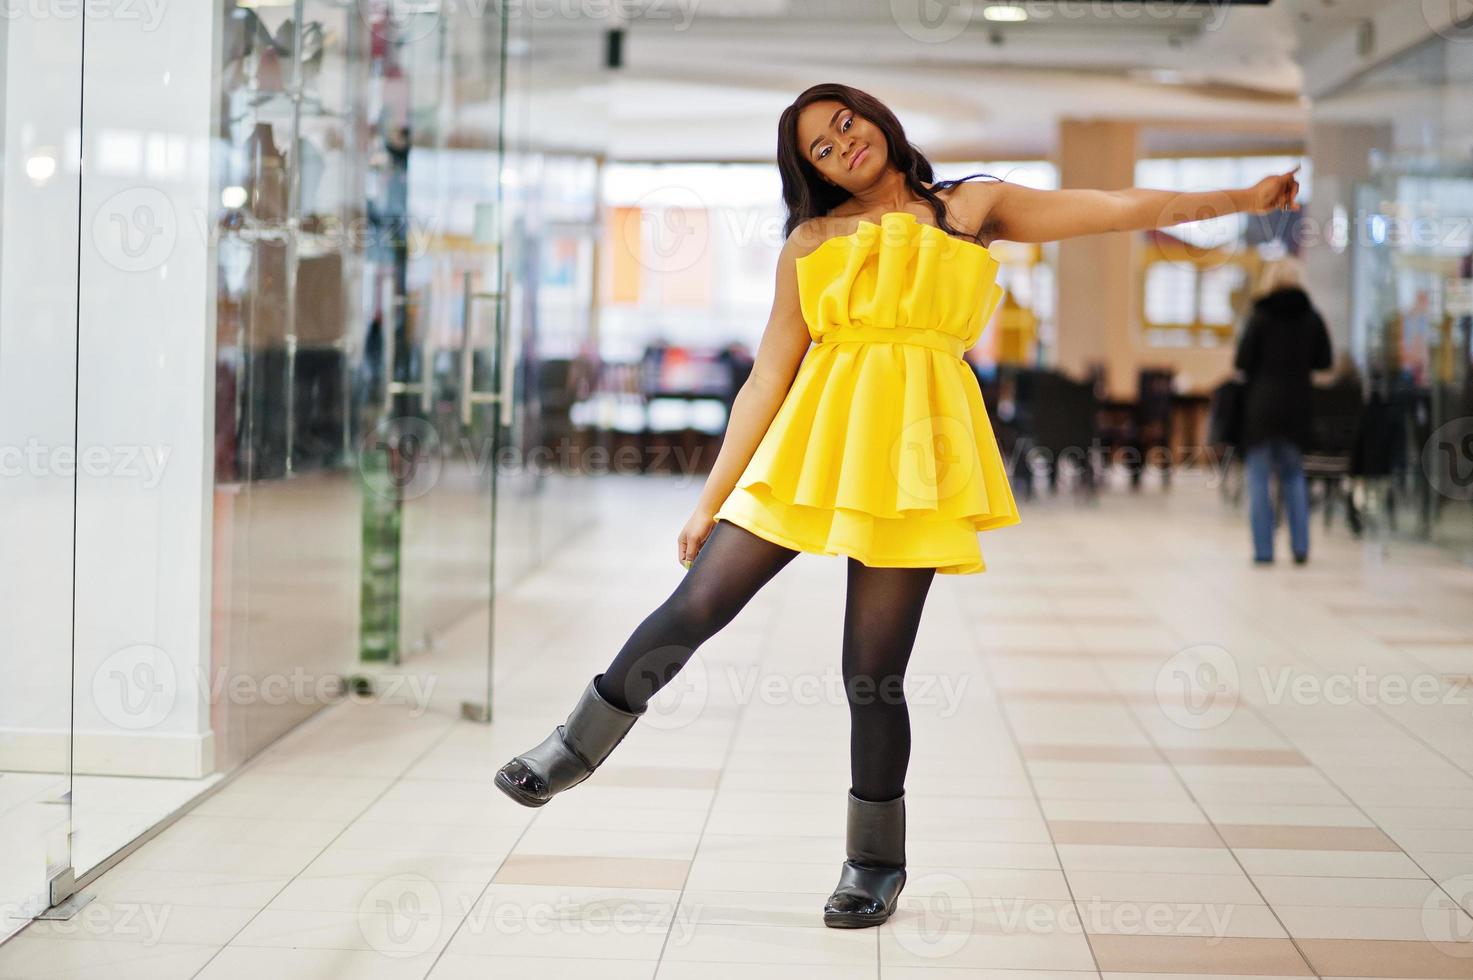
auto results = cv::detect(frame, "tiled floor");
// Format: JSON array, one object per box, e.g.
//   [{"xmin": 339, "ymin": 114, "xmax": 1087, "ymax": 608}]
[{"xmin": 2, "ymin": 472, "xmax": 1473, "ymax": 978}]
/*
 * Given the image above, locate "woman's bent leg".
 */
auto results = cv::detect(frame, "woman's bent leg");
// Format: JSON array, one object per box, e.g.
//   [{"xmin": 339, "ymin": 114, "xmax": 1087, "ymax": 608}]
[
  {"xmin": 596, "ymin": 518, "xmax": 800, "ymax": 713},
  {"xmin": 497, "ymin": 518, "xmax": 798, "ymax": 808}
]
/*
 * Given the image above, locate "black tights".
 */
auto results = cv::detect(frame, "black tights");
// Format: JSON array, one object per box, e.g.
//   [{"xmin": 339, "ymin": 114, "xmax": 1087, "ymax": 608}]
[{"xmin": 594, "ymin": 518, "xmax": 935, "ymax": 803}]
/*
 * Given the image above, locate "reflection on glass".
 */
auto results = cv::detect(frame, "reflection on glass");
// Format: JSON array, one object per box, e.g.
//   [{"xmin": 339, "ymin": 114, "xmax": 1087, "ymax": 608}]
[{"xmin": 0, "ymin": 8, "xmax": 81, "ymax": 940}]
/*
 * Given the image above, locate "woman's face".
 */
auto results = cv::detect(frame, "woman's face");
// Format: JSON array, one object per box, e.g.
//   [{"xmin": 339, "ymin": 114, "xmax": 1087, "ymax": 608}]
[{"xmin": 795, "ymin": 99, "xmax": 887, "ymax": 192}]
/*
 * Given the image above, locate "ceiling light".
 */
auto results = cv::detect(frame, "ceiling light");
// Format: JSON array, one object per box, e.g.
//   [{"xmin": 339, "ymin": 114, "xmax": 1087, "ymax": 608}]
[{"xmin": 982, "ymin": 4, "xmax": 1027, "ymax": 22}]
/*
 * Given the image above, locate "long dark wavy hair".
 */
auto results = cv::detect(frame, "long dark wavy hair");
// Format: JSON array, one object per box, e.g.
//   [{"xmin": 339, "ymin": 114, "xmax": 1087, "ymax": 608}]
[{"xmin": 777, "ymin": 82, "xmax": 1000, "ymax": 243}]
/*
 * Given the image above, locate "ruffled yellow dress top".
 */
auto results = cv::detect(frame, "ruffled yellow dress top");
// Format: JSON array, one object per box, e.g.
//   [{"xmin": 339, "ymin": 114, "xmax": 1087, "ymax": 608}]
[{"xmin": 713, "ymin": 210, "xmax": 1021, "ymax": 574}]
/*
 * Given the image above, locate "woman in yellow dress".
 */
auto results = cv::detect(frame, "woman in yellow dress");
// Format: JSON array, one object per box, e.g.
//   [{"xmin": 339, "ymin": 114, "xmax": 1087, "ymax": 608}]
[{"xmin": 497, "ymin": 82, "xmax": 1301, "ymax": 928}]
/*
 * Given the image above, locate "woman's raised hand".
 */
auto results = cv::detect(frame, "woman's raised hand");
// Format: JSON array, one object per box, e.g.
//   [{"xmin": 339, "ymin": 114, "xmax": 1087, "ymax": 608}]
[{"xmin": 1245, "ymin": 165, "xmax": 1301, "ymax": 214}]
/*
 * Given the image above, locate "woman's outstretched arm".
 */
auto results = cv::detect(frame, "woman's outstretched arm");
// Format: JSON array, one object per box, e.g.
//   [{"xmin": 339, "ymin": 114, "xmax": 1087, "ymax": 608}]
[
  {"xmin": 679, "ymin": 226, "xmax": 814, "ymax": 564},
  {"xmin": 970, "ymin": 165, "xmax": 1301, "ymax": 245}
]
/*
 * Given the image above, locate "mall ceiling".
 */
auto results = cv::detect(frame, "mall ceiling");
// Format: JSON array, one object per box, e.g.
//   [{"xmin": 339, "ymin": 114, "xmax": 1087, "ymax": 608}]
[{"xmin": 480, "ymin": 0, "xmax": 1421, "ymax": 160}]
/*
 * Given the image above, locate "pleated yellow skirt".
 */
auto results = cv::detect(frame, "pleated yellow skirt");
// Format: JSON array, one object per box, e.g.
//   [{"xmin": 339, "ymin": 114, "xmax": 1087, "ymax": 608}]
[{"xmin": 712, "ymin": 211, "xmax": 1021, "ymax": 575}]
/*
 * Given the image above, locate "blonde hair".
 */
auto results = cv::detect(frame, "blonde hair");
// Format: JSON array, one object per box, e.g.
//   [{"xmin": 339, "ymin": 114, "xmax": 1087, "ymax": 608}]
[{"xmin": 1255, "ymin": 257, "xmax": 1306, "ymax": 298}]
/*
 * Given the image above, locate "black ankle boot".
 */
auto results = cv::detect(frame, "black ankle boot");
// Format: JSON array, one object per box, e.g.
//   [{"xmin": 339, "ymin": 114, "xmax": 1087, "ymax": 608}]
[
  {"xmin": 823, "ymin": 788, "xmax": 907, "ymax": 928},
  {"xmin": 495, "ymin": 673, "xmax": 646, "ymax": 808}
]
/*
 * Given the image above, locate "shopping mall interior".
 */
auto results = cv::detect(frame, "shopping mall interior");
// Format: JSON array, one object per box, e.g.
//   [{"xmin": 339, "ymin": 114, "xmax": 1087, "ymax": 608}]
[{"xmin": 2, "ymin": 0, "xmax": 1472, "ymax": 976}]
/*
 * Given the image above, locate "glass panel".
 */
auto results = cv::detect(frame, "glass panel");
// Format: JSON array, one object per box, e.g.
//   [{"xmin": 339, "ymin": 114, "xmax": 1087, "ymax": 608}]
[
  {"xmin": 386, "ymin": 8, "xmax": 507, "ymax": 706},
  {"xmin": 64, "ymin": 0, "xmax": 371, "ymax": 882},
  {"xmin": 0, "ymin": 8, "xmax": 82, "ymax": 937}
]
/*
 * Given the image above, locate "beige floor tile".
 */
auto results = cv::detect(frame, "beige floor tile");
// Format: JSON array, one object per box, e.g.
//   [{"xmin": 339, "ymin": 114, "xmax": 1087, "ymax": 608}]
[
  {"xmin": 1078, "ymin": 900, "xmax": 1286, "ymax": 939},
  {"xmin": 655, "ymin": 962, "xmax": 870, "ymax": 980},
  {"xmin": 231, "ymin": 907, "xmax": 461, "ymax": 954},
  {"xmin": 1252, "ymin": 875, "xmax": 1445, "ymax": 909},
  {"xmin": 266, "ymin": 875, "xmax": 488, "ymax": 915},
  {"xmin": 512, "ymin": 826, "xmax": 702, "ymax": 861},
  {"xmin": 1043, "ymin": 800, "xmax": 1212, "ymax": 824},
  {"xmin": 674, "ymin": 889, "xmax": 844, "ymax": 928},
  {"xmin": 1217, "ymin": 825, "xmax": 1400, "ymax": 852},
  {"xmin": 1025, "ymin": 745, "xmax": 1165, "ymax": 764},
  {"xmin": 684, "ymin": 858, "xmax": 842, "ymax": 895},
  {"xmin": 1065, "ymin": 870, "xmax": 1265, "ymax": 905},
  {"xmin": 661, "ymin": 921, "xmax": 876, "ymax": 965},
  {"xmin": 1088, "ymin": 934, "xmax": 1313, "ymax": 975},
  {"xmin": 1057, "ymin": 845, "xmax": 1244, "ymax": 876},
  {"xmin": 494, "ymin": 854, "xmax": 690, "ymax": 890},
  {"xmin": 22, "ymin": 904, "xmax": 254, "ymax": 947},
  {"xmin": 116, "ymin": 838, "xmax": 323, "ymax": 878},
  {"xmin": 1276, "ymin": 905, "xmax": 1473, "ymax": 941},
  {"xmin": 907, "ymin": 840, "xmax": 1062, "ymax": 870},
  {"xmin": 904, "ymin": 867, "xmax": 1074, "ymax": 902},
  {"xmin": 1365, "ymin": 807, "xmax": 1473, "ymax": 831},
  {"xmin": 0, "ymin": 937, "xmax": 218, "ymax": 980},
  {"xmin": 1101, "ymin": 974, "xmax": 1311, "ymax": 980},
  {"xmin": 1050, "ymin": 821, "xmax": 1224, "ymax": 848},
  {"xmin": 333, "ymin": 819, "xmax": 524, "ymax": 856},
  {"xmin": 81, "ymin": 868, "xmax": 291, "ymax": 910},
  {"xmin": 1201, "ymin": 804, "xmax": 1373, "ymax": 827},
  {"xmin": 1233, "ymin": 849, "xmax": 1428, "ymax": 879},
  {"xmin": 195, "ymin": 946, "xmax": 439, "ymax": 980},
  {"xmin": 1162, "ymin": 749, "xmax": 1311, "ymax": 767},
  {"xmin": 1034, "ymin": 778, "xmax": 1195, "ymax": 803},
  {"xmin": 1298, "ymin": 938, "xmax": 1473, "ymax": 978},
  {"xmin": 886, "ymin": 972, "xmax": 1095, "ymax": 980},
  {"xmin": 431, "ymin": 954, "xmax": 659, "ymax": 979},
  {"xmin": 296, "ymin": 845, "xmax": 506, "ymax": 883},
  {"xmin": 878, "ymin": 926, "xmax": 1098, "ymax": 971}
]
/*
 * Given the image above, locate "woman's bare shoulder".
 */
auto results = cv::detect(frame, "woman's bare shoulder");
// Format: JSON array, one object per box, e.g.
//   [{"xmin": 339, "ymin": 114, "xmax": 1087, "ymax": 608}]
[{"xmin": 784, "ymin": 214, "xmax": 849, "ymax": 261}]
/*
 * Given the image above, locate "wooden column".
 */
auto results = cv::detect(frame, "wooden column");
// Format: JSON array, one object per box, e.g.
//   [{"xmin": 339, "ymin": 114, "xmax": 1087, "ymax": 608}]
[{"xmin": 1054, "ymin": 119, "xmax": 1140, "ymax": 400}]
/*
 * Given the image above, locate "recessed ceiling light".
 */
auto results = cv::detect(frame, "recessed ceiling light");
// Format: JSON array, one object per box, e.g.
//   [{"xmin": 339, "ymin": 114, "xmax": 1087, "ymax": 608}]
[{"xmin": 982, "ymin": 4, "xmax": 1028, "ymax": 22}]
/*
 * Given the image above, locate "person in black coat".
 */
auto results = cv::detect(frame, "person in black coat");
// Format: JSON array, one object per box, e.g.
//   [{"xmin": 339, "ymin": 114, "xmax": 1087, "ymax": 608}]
[{"xmin": 1233, "ymin": 258, "xmax": 1332, "ymax": 564}]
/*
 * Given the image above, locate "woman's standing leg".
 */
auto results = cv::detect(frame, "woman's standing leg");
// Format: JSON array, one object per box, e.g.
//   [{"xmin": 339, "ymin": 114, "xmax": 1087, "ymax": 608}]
[
  {"xmin": 823, "ymin": 557, "xmax": 936, "ymax": 928},
  {"xmin": 840, "ymin": 559, "xmax": 936, "ymax": 801},
  {"xmin": 497, "ymin": 518, "xmax": 799, "ymax": 808}
]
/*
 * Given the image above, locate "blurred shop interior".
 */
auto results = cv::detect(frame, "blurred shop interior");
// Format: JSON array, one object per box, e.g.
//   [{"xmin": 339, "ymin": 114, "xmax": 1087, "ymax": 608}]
[{"xmin": 1, "ymin": 0, "xmax": 1471, "ymax": 938}]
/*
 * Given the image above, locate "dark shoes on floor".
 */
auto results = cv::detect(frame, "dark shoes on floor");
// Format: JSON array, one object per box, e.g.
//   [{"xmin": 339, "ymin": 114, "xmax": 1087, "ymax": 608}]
[
  {"xmin": 823, "ymin": 789, "xmax": 907, "ymax": 928},
  {"xmin": 494, "ymin": 673, "xmax": 645, "ymax": 808},
  {"xmin": 1254, "ymin": 553, "xmax": 1309, "ymax": 566}
]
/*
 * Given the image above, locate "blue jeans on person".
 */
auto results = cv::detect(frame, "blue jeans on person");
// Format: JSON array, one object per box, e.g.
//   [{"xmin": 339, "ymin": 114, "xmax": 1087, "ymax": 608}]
[{"xmin": 1246, "ymin": 437, "xmax": 1310, "ymax": 561}]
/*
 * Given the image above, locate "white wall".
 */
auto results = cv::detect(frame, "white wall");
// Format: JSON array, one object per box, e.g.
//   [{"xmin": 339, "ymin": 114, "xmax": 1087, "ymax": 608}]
[
  {"xmin": 0, "ymin": 14, "xmax": 85, "ymax": 771},
  {"xmin": 0, "ymin": 6, "xmax": 85, "ymax": 938},
  {"xmin": 71, "ymin": 2, "xmax": 220, "ymax": 777},
  {"xmin": 0, "ymin": 2, "xmax": 221, "ymax": 780}
]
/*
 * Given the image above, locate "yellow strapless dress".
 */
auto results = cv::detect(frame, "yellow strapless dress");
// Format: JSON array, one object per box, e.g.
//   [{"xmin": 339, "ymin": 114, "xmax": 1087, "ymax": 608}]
[{"xmin": 712, "ymin": 209, "xmax": 1021, "ymax": 574}]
